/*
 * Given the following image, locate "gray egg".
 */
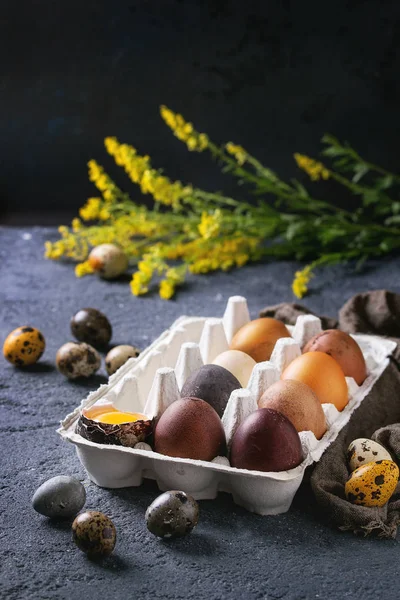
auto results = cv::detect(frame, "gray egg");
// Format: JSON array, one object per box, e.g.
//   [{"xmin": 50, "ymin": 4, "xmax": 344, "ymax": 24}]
[
  {"xmin": 145, "ymin": 490, "xmax": 199, "ymax": 539},
  {"xmin": 105, "ymin": 344, "xmax": 140, "ymax": 376},
  {"xmin": 32, "ymin": 475, "xmax": 86, "ymax": 519},
  {"xmin": 70, "ymin": 308, "xmax": 112, "ymax": 348},
  {"xmin": 56, "ymin": 342, "xmax": 101, "ymax": 379}
]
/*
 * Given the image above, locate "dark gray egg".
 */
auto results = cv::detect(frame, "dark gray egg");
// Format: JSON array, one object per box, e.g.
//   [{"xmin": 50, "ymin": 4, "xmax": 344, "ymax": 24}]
[
  {"xmin": 145, "ymin": 490, "xmax": 199, "ymax": 539},
  {"xmin": 32, "ymin": 476, "xmax": 86, "ymax": 519},
  {"xmin": 56, "ymin": 342, "xmax": 101, "ymax": 379},
  {"xmin": 180, "ymin": 364, "xmax": 241, "ymax": 417},
  {"xmin": 70, "ymin": 308, "xmax": 112, "ymax": 347}
]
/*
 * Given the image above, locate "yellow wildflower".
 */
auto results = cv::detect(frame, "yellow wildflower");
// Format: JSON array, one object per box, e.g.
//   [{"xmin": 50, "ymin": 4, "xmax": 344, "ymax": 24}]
[
  {"xmin": 87, "ymin": 160, "xmax": 121, "ymax": 199},
  {"xmin": 99, "ymin": 207, "xmax": 111, "ymax": 221},
  {"xmin": 130, "ymin": 271, "xmax": 150, "ymax": 296},
  {"xmin": 58, "ymin": 225, "xmax": 69, "ymax": 237},
  {"xmin": 138, "ymin": 260, "xmax": 154, "ymax": 281},
  {"xmin": 226, "ymin": 143, "xmax": 247, "ymax": 166},
  {"xmin": 44, "ymin": 241, "xmax": 63, "ymax": 260},
  {"xmin": 71, "ymin": 218, "xmax": 82, "ymax": 232},
  {"xmin": 159, "ymin": 279, "xmax": 175, "ymax": 300},
  {"xmin": 79, "ymin": 197, "xmax": 101, "ymax": 221},
  {"xmin": 75, "ymin": 260, "xmax": 94, "ymax": 277},
  {"xmin": 292, "ymin": 264, "xmax": 314, "ymax": 299},
  {"xmin": 160, "ymin": 105, "xmax": 208, "ymax": 152},
  {"xmin": 294, "ymin": 154, "xmax": 330, "ymax": 181},
  {"xmin": 198, "ymin": 210, "xmax": 222, "ymax": 239}
]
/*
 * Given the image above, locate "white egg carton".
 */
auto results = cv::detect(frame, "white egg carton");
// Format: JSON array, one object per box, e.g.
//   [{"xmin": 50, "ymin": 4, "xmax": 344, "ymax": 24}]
[{"xmin": 58, "ymin": 296, "xmax": 396, "ymax": 515}]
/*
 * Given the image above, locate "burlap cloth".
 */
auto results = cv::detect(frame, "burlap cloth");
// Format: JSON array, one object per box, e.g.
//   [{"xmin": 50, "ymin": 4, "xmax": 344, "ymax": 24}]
[{"xmin": 260, "ymin": 290, "xmax": 400, "ymax": 538}]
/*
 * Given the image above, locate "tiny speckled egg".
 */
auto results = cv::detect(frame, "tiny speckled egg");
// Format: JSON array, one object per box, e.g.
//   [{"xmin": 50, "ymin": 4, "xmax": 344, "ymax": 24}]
[
  {"xmin": 105, "ymin": 344, "xmax": 140, "ymax": 376},
  {"xmin": 88, "ymin": 244, "xmax": 128, "ymax": 279},
  {"xmin": 72, "ymin": 511, "xmax": 116, "ymax": 557},
  {"xmin": 347, "ymin": 438, "xmax": 392, "ymax": 472},
  {"xmin": 145, "ymin": 491, "xmax": 199, "ymax": 538},
  {"xmin": 3, "ymin": 326, "xmax": 45, "ymax": 367},
  {"xmin": 32, "ymin": 476, "xmax": 86, "ymax": 519},
  {"xmin": 345, "ymin": 460, "xmax": 399, "ymax": 507},
  {"xmin": 56, "ymin": 342, "xmax": 101, "ymax": 379},
  {"xmin": 71, "ymin": 308, "xmax": 112, "ymax": 347},
  {"xmin": 212, "ymin": 349, "xmax": 256, "ymax": 387}
]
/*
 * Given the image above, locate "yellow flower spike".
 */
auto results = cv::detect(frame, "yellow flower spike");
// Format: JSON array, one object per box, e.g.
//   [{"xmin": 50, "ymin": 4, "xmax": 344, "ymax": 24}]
[
  {"xmin": 294, "ymin": 154, "xmax": 330, "ymax": 182},
  {"xmin": 99, "ymin": 207, "xmax": 111, "ymax": 221},
  {"xmin": 138, "ymin": 260, "xmax": 154, "ymax": 281},
  {"xmin": 226, "ymin": 142, "xmax": 247, "ymax": 166},
  {"xmin": 130, "ymin": 271, "xmax": 150, "ymax": 296},
  {"xmin": 71, "ymin": 218, "xmax": 82, "ymax": 232},
  {"xmin": 75, "ymin": 260, "xmax": 95, "ymax": 277},
  {"xmin": 198, "ymin": 210, "xmax": 222, "ymax": 239},
  {"xmin": 79, "ymin": 197, "xmax": 102, "ymax": 221},
  {"xmin": 159, "ymin": 279, "xmax": 175, "ymax": 300},
  {"xmin": 292, "ymin": 264, "xmax": 314, "ymax": 299},
  {"xmin": 160, "ymin": 105, "xmax": 208, "ymax": 152}
]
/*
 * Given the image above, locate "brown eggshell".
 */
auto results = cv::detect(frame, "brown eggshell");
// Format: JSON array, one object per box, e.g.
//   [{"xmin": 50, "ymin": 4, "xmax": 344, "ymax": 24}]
[
  {"xmin": 230, "ymin": 408, "xmax": 303, "ymax": 472},
  {"xmin": 154, "ymin": 397, "xmax": 226, "ymax": 461},
  {"xmin": 258, "ymin": 379, "xmax": 327, "ymax": 440},
  {"xmin": 303, "ymin": 329, "xmax": 367, "ymax": 385},
  {"xmin": 76, "ymin": 411, "xmax": 153, "ymax": 448},
  {"xmin": 281, "ymin": 351, "xmax": 348, "ymax": 411},
  {"xmin": 230, "ymin": 318, "xmax": 291, "ymax": 362}
]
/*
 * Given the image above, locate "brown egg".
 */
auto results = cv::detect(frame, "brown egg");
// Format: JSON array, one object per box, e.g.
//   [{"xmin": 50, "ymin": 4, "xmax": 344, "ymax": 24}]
[
  {"xmin": 303, "ymin": 329, "xmax": 367, "ymax": 385},
  {"xmin": 154, "ymin": 397, "xmax": 226, "ymax": 461},
  {"xmin": 281, "ymin": 352, "xmax": 348, "ymax": 411},
  {"xmin": 258, "ymin": 379, "xmax": 327, "ymax": 440},
  {"xmin": 230, "ymin": 318, "xmax": 291, "ymax": 362},
  {"xmin": 230, "ymin": 408, "xmax": 303, "ymax": 472}
]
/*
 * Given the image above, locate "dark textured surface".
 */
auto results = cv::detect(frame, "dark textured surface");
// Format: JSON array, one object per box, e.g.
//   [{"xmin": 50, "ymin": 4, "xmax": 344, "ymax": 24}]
[
  {"xmin": 1, "ymin": 0, "xmax": 400, "ymax": 219},
  {"xmin": 1, "ymin": 227, "xmax": 400, "ymax": 600}
]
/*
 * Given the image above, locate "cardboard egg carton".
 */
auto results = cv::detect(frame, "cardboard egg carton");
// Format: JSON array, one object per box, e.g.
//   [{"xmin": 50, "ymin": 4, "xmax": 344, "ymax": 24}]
[{"xmin": 58, "ymin": 296, "xmax": 396, "ymax": 515}]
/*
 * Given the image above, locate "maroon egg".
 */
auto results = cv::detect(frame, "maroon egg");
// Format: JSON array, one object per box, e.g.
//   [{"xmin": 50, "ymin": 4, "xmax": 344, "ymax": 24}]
[
  {"xmin": 230, "ymin": 408, "xmax": 303, "ymax": 472},
  {"xmin": 154, "ymin": 397, "xmax": 226, "ymax": 461}
]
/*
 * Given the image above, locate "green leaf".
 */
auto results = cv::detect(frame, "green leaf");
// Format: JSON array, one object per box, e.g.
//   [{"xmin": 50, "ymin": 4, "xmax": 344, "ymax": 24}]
[
  {"xmin": 384, "ymin": 215, "xmax": 400, "ymax": 225},
  {"xmin": 375, "ymin": 175, "xmax": 394, "ymax": 190},
  {"xmin": 291, "ymin": 179, "xmax": 309, "ymax": 198},
  {"xmin": 392, "ymin": 202, "xmax": 400, "ymax": 214},
  {"xmin": 352, "ymin": 164, "xmax": 369, "ymax": 184},
  {"xmin": 362, "ymin": 190, "xmax": 379, "ymax": 206}
]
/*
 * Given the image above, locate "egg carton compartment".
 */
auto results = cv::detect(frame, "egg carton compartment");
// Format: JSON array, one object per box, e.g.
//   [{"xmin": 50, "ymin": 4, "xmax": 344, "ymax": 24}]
[{"xmin": 58, "ymin": 296, "xmax": 396, "ymax": 515}]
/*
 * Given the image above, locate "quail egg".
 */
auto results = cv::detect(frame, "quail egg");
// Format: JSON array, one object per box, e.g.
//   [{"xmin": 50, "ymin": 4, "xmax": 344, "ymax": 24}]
[
  {"xmin": 105, "ymin": 344, "xmax": 140, "ymax": 376},
  {"xmin": 88, "ymin": 244, "xmax": 128, "ymax": 279},
  {"xmin": 347, "ymin": 438, "xmax": 392, "ymax": 472},
  {"xmin": 145, "ymin": 491, "xmax": 199, "ymax": 539},
  {"xmin": 70, "ymin": 308, "xmax": 112, "ymax": 347},
  {"xmin": 56, "ymin": 342, "xmax": 101, "ymax": 379},
  {"xmin": 3, "ymin": 326, "xmax": 45, "ymax": 367},
  {"xmin": 32, "ymin": 476, "xmax": 86, "ymax": 519},
  {"xmin": 72, "ymin": 511, "xmax": 116, "ymax": 557},
  {"xmin": 345, "ymin": 460, "xmax": 399, "ymax": 507}
]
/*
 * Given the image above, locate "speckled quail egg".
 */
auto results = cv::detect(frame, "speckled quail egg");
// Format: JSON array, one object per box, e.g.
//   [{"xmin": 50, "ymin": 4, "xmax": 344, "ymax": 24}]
[
  {"xmin": 32, "ymin": 476, "xmax": 86, "ymax": 519},
  {"xmin": 345, "ymin": 460, "xmax": 399, "ymax": 507},
  {"xmin": 105, "ymin": 344, "xmax": 140, "ymax": 376},
  {"xmin": 3, "ymin": 326, "xmax": 45, "ymax": 367},
  {"xmin": 88, "ymin": 244, "xmax": 128, "ymax": 279},
  {"xmin": 347, "ymin": 438, "xmax": 392, "ymax": 472},
  {"xmin": 70, "ymin": 308, "xmax": 112, "ymax": 347},
  {"xmin": 145, "ymin": 491, "xmax": 199, "ymax": 539},
  {"xmin": 72, "ymin": 511, "xmax": 116, "ymax": 557},
  {"xmin": 56, "ymin": 342, "xmax": 101, "ymax": 379}
]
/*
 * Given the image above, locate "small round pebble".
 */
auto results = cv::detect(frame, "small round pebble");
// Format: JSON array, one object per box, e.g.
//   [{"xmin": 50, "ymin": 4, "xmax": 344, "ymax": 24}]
[
  {"xmin": 56, "ymin": 342, "xmax": 101, "ymax": 379},
  {"xmin": 32, "ymin": 476, "xmax": 86, "ymax": 519},
  {"xmin": 88, "ymin": 244, "xmax": 128, "ymax": 279},
  {"xmin": 105, "ymin": 344, "xmax": 140, "ymax": 376},
  {"xmin": 145, "ymin": 491, "xmax": 199, "ymax": 539},
  {"xmin": 71, "ymin": 308, "xmax": 112, "ymax": 347},
  {"xmin": 3, "ymin": 326, "xmax": 45, "ymax": 367},
  {"xmin": 72, "ymin": 511, "xmax": 116, "ymax": 558}
]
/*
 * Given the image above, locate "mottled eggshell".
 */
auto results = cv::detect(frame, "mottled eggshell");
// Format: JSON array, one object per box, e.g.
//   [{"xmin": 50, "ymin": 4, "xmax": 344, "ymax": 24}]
[
  {"xmin": 345, "ymin": 460, "xmax": 399, "ymax": 507},
  {"xmin": 105, "ymin": 344, "xmax": 140, "ymax": 376},
  {"xmin": 230, "ymin": 408, "xmax": 303, "ymax": 472},
  {"xmin": 76, "ymin": 408, "xmax": 153, "ymax": 447},
  {"xmin": 88, "ymin": 243, "xmax": 128, "ymax": 279},
  {"xmin": 230, "ymin": 318, "xmax": 291, "ymax": 362},
  {"xmin": 70, "ymin": 308, "xmax": 112, "ymax": 348},
  {"xmin": 258, "ymin": 379, "xmax": 327, "ymax": 440},
  {"xmin": 72, "ymin": 511, "xmax": 116, "ymax": 558},
  {"xmin": 56, "ymin": 342, "xmax": 101, "ymax": 379},
  {"xmin": 3, "ymin": 326, "xmax": 45, "ymax": 367},
  {"xmin": 212, "ymin": 350, "xmax": 256, "ymax": 387},
  {"xmin": 32, "ymin": 476, "xmax": 86, "ymax": 519},
  {"xmin": 145, "ymin": 490, "xmax": 199, "ymax": 538},
  {"xmin": 154, "ymin": 397, "xmax": 226, "ymax": 461},
  {"xmin": 347, "ymin": 438, "xmax": 392, "ymax": 472},
  {"xmin": 281, "ymin": 351, "xmax": 348, "ymax": 411},
  {"xmin": 303, "ymin": 329, "xmax": 367, "ymax": 385},
  {"xmin": 180, "ymin": 364, "xmax": 241, "ymax": 418}
]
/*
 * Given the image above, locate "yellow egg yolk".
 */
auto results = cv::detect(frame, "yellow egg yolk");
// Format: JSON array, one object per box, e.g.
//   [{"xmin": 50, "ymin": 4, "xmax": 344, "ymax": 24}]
[{"xmin": 95, "ymin": 411, "xmax": 148, "ymax": 424}]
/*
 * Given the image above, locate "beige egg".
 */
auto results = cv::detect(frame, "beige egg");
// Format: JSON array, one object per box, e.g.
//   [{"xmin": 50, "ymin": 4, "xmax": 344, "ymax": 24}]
[
  {"xmin": 347, "ymin": 438, "xmax": 392, "ymax": 472},
  {"xmin": 212, "ymin": 350, "xmax": 256, "ymax": 387}
]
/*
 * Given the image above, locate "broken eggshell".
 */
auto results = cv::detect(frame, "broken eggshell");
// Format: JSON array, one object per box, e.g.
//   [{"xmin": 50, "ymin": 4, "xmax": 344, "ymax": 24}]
[{"xmin": 76, "ymin": 405, "xmax": 154, "ymax": 448}]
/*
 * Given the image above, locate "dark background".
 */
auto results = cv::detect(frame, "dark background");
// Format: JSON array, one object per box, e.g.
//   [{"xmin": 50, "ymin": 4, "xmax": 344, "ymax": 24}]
[{"xmin": 1, "ymin": 0, "xmax": 400, "ymax": 224}]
